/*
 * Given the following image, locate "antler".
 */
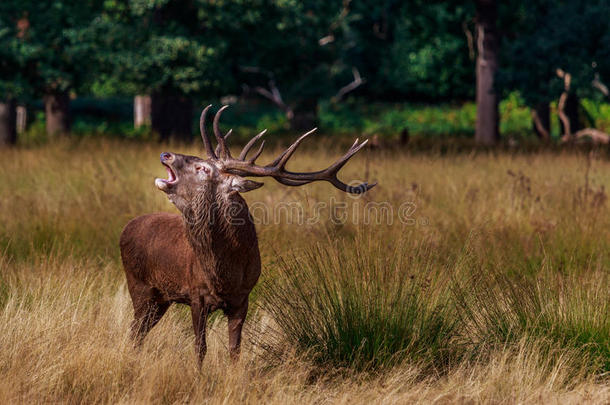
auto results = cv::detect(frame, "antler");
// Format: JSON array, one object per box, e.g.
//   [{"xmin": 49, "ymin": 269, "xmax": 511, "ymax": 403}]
[{"xmin": 199, "ymin": 105, "xmax": 376, "ymax": 194}]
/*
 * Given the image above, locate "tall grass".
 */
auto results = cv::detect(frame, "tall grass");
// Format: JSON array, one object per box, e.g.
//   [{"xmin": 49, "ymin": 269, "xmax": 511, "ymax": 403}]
[
  {"xmin": 1, "ymin": 138, "xmax": 609, "ymax": 402},
  {"xmin": 260, "ymin": 239, "xmax": 457, "ymax": 371},
  {"xmin": 260, "ymin": 236, "xmax": 609, "ymax": 376},
  {"xmin": 454, "ymin": 269, "xmax": 610, "ymax": 375}
]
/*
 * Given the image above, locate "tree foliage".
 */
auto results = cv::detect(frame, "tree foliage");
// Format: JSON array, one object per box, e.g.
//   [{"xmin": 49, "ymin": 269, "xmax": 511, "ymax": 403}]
[
  {"xmin": 89, "ymin": 0, "xmax": 228, "ymax": 98},
  {"xmin": 499, "ymin": 0, "xmax": 610, "ymax": 105},
  {"xmin": 381, "ymin": 1, "xmax": 475, "ymax": 101},
  {"xmin": 0, "ymin": 1, "xmax": 102, "ymax": 98},
  {"xmin": 1, "ymin": 0, "xmax": 610, "ymax": 139}
]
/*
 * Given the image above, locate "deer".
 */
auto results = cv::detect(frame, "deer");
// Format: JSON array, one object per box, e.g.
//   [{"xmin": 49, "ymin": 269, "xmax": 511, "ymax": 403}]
[{"xmin": 120, "ymin": 105, "xmax": 375, "ymax": 364}]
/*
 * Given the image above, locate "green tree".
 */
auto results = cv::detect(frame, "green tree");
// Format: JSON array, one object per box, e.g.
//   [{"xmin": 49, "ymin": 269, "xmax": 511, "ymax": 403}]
[
  {"xmin": 0, "ymin": 1, "xmax": 103, "ymax": 137},
  {"xmin": 218, "ymin": 0, "xmax": 477, "ymax": 128},
  {"xmin": 90, "ymin": 0, "xmax": 228, "ymax": 140},
  {"xmin": 379, "ymin": 1, "xmax": 474, "ymax": 101},
  {"xmin": 195, "ymin": 0, "xmax": 369, "ymax": 130}
]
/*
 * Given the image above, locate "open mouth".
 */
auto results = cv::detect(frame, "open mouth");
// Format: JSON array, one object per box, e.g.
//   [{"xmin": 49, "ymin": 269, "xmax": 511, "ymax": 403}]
[
  {"xmin": 155, "ymin": 162, "xmax": 178, "ymax": 190},
  {"xmin": 161, "ymin": 162, "xmax": 177, "ymax": 184}
]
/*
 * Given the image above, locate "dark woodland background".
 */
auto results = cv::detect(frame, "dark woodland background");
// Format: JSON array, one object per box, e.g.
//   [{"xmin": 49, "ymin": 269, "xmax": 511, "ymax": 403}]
[{"xmin": 1, "ymin": 0, "xmax": 609, "ymax": 146}]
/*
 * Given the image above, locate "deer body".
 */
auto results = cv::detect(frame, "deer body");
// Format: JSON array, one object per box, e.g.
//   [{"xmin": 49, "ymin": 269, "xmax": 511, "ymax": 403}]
[
  {"xmin": 121, "ymin": 183, "xmax": 260, "ymax": 360},
  {"xmin": 121, "ymin": 105, "xmax": 374, "ymax": 364}
]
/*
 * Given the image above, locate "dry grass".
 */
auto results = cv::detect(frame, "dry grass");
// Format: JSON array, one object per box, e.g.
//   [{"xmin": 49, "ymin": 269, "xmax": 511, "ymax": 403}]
[{"xmin": 1, "ymin": 138, "xmax": 609, "ymax": 403}]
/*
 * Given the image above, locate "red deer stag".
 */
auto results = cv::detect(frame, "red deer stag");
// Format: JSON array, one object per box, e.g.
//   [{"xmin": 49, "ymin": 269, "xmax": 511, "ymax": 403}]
[{"xmin": 120, "ymin": 105, "xmax": 375, "ymax": 363}]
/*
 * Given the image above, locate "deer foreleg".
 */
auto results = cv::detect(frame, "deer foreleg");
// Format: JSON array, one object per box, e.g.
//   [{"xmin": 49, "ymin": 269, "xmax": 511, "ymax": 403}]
[
  {"xmin": 191, "ymin": 299, "xmax": 210, "ymax": 364},
  {"xmin": 226, "ymin": 301, "xmax": 248, "ymax": 361}
]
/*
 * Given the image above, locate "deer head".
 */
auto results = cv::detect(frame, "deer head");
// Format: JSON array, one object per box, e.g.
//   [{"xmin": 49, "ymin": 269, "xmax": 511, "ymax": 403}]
[
  {"xmin": 155, "ymin": 105, "xmax": 375, "ymax": 211},
  {"xmin": 155, "ymin": 151, "xmax": 263, "ymax": 212}
]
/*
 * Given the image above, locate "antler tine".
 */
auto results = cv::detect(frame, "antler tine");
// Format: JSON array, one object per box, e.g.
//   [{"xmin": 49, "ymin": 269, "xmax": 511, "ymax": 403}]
[
  {"xmin": 330, "ymin": 179, "xmax": 376, "ymax": 194},
  {"xmin": 277, "ymin": 128, "xmax": 317, "ymax": 169},
  {"xmin": 268, "ymin": 128, "xmax": 317, "ymax": 168},
  {"xmin": 213, "ymin": 105, "xmax": 231, "ymax": 159},
  {"xmin": 200, "ymin": 105, "xmax": 217, "ymax": 159},
  {"xmin": 271, "ymin": 171, "xmax": 374, "ymax": 193},
  {"xmin": 215, "ymin": 129, "xmax": 232, "ymax": 157},
  {"xmin": 324, "ymin": 139, "xmax": 369, "ymax": 173},
  {"xmin": 289, "ymin": 139, "xmax": 373, "ymax": 194},
  {"xmin": 239, "ymin": 129, "xmax": 267, "ymax": 160},
  {"xmin": 248, "ymin": 140, "xmax": 265, "ymax": 163}
]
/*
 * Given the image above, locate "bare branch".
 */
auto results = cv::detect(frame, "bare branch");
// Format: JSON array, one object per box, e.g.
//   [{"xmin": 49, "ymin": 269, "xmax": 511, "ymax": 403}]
[
  {"xmin": 319, "ymin": 35, "xmax": 335, "ymax": 46},
  {"xmin": 240, "ymin": 66, "xmax": 273, "ymax": 79},
  {"xmin": 462, "ymin": 20, "xmax": 475, "ymax": 60},
  {"xmin": 555, "ymin": 69, "xmax": 610, "ymax": 144},
  {"xmin": 592, "ymin": 73, "xmax": 609, "ymax": 97},
  {"xmin": 320, "ymin": 0, "xmax": 351, "ymax": 45},
  {"xmin": 332, "ymin": 68, "xmax": 365, "ymax": 103},
  {"xmin": 253, "ymin": 80, "xmax": 294, "ymax": 119},
  {"xmin": 557, "ymin": 92, "xmax": 571, "ymax": 139},
  {"xmin": 556, "ymin": 68, "xmax": 571, "ymax": 91},
  {"xmin": 556, "ymin": 69, "xmax": 572, "ymax": 138},
  {"xmin": 240, "ymin": 66, "xmax": 294, "ymax": 117},
  {"xmin": 531, "ymin": 109, "xmax": 550, "ymax": 140}
]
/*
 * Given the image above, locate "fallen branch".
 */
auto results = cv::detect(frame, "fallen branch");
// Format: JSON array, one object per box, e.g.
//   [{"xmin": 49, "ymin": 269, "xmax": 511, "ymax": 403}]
[{"xmin": 562, "ymin": 128, "xmax": 610, "ymax": 144}]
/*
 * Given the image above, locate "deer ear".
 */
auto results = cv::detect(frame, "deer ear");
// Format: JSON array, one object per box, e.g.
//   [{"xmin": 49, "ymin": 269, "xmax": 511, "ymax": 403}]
[{"xmin": 230, "ymin": 177, "xmax": 264, "ymax": 193}]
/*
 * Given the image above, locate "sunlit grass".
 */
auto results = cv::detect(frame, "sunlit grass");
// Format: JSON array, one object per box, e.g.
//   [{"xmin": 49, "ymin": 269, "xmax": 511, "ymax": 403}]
[
  {"xmin": 260, "ymin": 239, "xmax": 458, "ymax": 371},
  {"xmin": 0, "ymin": 138, "xmax": 609, "ymax": 402},
  {"xmin": 455, "ymin": 269, "xmax": 610, "ymax": 374}
]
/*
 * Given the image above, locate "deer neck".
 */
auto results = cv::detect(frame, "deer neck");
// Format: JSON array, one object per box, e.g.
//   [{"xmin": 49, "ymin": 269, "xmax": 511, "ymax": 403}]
[{"xmin": 181, "ymin": 183, "xmax": 253, "ymax": 270}]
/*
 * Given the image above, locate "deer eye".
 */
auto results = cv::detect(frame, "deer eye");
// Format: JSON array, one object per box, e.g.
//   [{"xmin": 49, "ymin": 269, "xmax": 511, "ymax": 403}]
[{"xmin": 196, "ymin": 165, "xmax": 210, "ymax": 174}]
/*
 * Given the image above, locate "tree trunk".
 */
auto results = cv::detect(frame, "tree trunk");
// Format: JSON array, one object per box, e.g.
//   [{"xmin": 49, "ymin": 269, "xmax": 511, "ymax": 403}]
[
  {"xmin": 532, "ymin": 101, "xmax": 550, "ymax": 140},
  {"xmin": 134, "ymin": 95, "xmax": 152, "ymax": 128},
  {"xmin": 16, "ymin": 105, "xmax": 27, "ymax": 134},
  {"xmin": 44, "ymin": 91, "xmax": 71, "ymax": 137},
  {"xmin": 151, "ymin": 93, "xmax": 193, "ymax": 141},
  {"xmin": 559, "ymin": 93, "xmax": 582, "ymax": 135},
  {"xmin": 289, "ymin": 99, "xmax": 318, "ymax": 131},
  {"xmin": 475, "ymin": 0, "xmax": 499, "ymax": 145},
  {"xmin": 0, "ymin": 99, "xmax": 17, "ymax": 147}
]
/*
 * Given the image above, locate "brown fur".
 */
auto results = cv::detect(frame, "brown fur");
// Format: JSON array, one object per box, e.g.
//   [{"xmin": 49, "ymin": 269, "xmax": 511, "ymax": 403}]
[{"xmin": 120, "ymin": 157, "xmax": 260, "ymax": 362}]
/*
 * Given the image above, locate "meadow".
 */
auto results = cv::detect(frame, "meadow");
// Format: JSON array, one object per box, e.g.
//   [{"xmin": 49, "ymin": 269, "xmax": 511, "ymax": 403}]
[{"xmin": 1, "ymin": 136, "xmax": 609, "ymax": 403}]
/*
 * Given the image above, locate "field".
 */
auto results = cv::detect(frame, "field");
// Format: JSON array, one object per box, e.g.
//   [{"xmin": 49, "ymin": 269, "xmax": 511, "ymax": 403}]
[{"xmin": 1, "ymin": 137, "xmax": 609, "ymax": 403}]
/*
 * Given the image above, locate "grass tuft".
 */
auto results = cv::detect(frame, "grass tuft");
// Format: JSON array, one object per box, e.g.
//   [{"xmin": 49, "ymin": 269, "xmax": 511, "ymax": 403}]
[
  {"xmin": 260, "ymin": 239, "xmax": 459, "ymax": 371},
  {"xmin": 454, "ymin": 269, "xmax": 610, "ymax": 375}
]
